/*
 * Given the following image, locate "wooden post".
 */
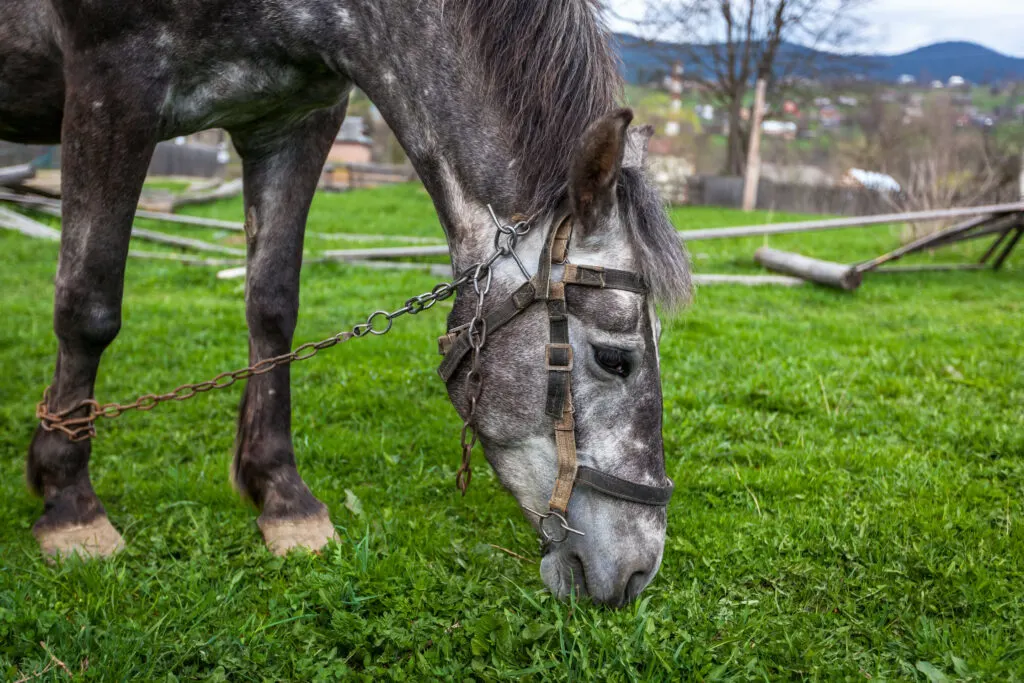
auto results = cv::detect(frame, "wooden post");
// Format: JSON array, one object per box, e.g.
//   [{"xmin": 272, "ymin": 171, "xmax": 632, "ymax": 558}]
[
  {"xmin": 1019, "ymin": 149, "xmax": 1024, "ymax": 201},
  {"xmin": 741, "ymin": 79, "xmax": 767, "ymax": 212}
]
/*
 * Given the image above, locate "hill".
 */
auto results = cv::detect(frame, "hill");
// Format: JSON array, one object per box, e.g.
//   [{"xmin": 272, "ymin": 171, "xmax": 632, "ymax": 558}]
[{"xmin": 613, "ymin": 33, "xmax": 1024, "ymax": 85}]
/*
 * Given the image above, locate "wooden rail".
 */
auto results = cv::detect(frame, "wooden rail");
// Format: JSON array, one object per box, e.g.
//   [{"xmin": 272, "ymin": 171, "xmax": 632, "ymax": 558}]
[
  {"xmin": 678, "ymin": 202, "xmax": 1024, "ymax": 241},
  {"xmin": 0, "ymin": 164, "xmax": 35, "ymax": 187}
]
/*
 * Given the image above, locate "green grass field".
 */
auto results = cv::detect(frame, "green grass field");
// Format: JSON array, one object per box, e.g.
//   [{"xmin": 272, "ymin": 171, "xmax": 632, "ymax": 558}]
[{"xmin": 1, "ymin": 185, "xmax": 1022, "ymax": 680}]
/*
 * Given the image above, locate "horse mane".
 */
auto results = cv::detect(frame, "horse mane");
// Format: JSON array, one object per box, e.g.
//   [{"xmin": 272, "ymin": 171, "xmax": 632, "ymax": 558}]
[
  {"xmin": 449, "ymin": 0, "xmax": 621, "ymax": 211},
  {"xmin": 450, "ymin": 0, "xmax": 692, "ymax": 310}
]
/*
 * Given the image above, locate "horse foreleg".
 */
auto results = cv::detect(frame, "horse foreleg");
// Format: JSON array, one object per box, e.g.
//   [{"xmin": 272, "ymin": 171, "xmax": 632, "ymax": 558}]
[
  {"xmin": 26, "ymin": 76, "xmax": 157, "ymax": 558},
  {"xmin": 230, "ymin": 104, "xmax": 348, "ymax": 555}
]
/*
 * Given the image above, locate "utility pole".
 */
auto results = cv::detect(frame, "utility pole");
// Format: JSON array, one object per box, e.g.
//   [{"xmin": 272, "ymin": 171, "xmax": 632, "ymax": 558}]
[
  {"xmin": 742, "ymin": 78, "xmax": 767, "ymax": 212},
  {"xmin": 665, "ymin": 62, "xmax": 683, "ymax": 137},
  {"xmin": 1019, "ymin": 148, "xmax": 1023, "ymax": 200}
]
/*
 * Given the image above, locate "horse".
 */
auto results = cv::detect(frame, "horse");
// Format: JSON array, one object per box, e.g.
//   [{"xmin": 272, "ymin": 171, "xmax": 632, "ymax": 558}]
[{"xmin": 0, "ymin": 0, "xmax": 691, "ymax": 606}]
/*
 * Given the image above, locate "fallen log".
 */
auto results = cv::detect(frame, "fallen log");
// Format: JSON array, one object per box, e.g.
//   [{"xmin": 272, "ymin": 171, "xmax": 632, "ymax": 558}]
[
  {"xmin": 344, "ymin": 259, "xmax": 452, "ymax": 278},
  {"xmin": 216, "ymin": 258, "xmax": 452, "ymax": 280},
  {"xmin": 0, "ymin": 164, "xmax": 35, "ymax": 188},
  {"xmin": 754, "ymin": 247, "xmax": 862, "ymax": 291},
  {"xmin": 310, "ymin": 231, "xmax": 445, "ymax": 244},
  {"xmin": 23, "ymin": 201, "xmax": 246, "ymax": 256},
  {"xmin": 129, "ymin": 227, "xmax": 245, "ymax": 255},
  {"xmin": 138, "ymin": 178, "xmax": 245, "ymax": 213},
  {"xmin": 5, "ymin": 182, "xmax": 61, "ymax": 199},
  {"xmin": 0, "ymin": 188, "xmax": 249, "ymax": 231},
  {"xmin": 873, "ymin": 263, "xmax": 989, "ymax": 273},
  {"xmin": 168, "ymin": 177, "xmax": 244, "ymax": 211},
  {"xmin": 0, "ymin": 209, "xmax": 251, "ymax": 266}
]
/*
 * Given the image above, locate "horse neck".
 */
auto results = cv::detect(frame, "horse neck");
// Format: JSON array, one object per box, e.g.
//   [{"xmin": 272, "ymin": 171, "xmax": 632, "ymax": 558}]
[{"xmin": 332, "ymin": 4, "xmax": 532, "ymax": 271}]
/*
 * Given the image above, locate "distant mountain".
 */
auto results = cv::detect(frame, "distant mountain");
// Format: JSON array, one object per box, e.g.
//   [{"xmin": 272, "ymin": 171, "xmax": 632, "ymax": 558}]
[
  {"xmin": 612, "ymin": 33, "xmax": 1024, "ymax": 85},
  {"xmin": 875, "ymin": 42, "xmax": 1024, "ymax": 84}
]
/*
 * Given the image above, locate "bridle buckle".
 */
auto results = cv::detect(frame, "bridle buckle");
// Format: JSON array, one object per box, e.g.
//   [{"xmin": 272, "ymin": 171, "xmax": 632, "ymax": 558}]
[{"xmin": 545, "ymin": 343, "xmax": 573, "ymax": 372}]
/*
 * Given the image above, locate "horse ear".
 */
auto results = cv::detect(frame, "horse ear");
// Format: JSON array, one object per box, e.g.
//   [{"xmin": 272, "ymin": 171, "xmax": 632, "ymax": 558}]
[
  {"xmin": 623, "ymin": 124, "xmax": 654, "ymax": 169},
  {"xmin": 569, "ymin": 108, "xmax": 633, "ymax": 228}
]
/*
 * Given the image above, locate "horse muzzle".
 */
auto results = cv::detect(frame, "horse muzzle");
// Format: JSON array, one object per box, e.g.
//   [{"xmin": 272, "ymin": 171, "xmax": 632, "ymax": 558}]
[{"xmin": 535, "ymin": 490, "xmax": 668, "ymax": 607}]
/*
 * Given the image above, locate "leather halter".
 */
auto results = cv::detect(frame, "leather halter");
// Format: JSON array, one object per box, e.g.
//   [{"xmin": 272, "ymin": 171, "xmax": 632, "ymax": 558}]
[{"xmin": 438, "ymin": 208, "xmax": 674, "ymax": 542}]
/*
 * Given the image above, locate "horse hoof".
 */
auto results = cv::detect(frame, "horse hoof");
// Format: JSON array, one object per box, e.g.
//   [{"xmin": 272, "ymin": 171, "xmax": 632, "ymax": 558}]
[
  {"xmin": 33, "ymin": 516, "xmax": 125, "ymax": 560},
  {"xmin": 258, "ymin": 509, "xmax": 338, "ymax": 556}
]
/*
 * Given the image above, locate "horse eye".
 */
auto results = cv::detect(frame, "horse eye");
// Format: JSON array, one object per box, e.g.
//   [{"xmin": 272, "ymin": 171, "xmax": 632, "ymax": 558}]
[{"xmin": 593, "ymin": 346, "xmax": 631, "ymax": 378}]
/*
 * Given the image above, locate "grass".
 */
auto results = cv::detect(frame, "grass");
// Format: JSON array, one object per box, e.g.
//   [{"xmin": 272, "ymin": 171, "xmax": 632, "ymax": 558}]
[
  {"xmin": 1, "ymin": 186, "xmax": 1023, "ymax": 680},
  {"xmin": 142, "ymin": 178, "xmax": 195, "ymax": 194}
]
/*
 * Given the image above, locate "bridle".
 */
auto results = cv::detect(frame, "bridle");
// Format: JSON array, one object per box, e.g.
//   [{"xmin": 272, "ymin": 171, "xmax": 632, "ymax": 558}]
[{"xmin": 437, "ymin": 205, "xmax": 674, "ymax": 544}]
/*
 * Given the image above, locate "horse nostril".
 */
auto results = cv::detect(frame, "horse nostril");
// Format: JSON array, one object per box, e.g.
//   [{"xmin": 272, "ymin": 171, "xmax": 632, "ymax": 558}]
[
  {"xmin": 565, "ymin": 552, "xmax": 588, "ymax": 595},
  {"xmin": 625, "ymin": 569, "xmax": 649, "ymax": 602}
]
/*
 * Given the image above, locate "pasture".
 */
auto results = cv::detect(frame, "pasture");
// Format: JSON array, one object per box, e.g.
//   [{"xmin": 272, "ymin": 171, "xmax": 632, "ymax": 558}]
[{"xmin": 1, "ymin": 184, "xmax": 1022, "ymax": 680}]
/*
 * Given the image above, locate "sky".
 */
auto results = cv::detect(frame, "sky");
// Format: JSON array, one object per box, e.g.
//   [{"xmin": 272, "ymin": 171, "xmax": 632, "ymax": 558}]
[{"xmin": 607, "ymin": 0, "xmax": 1024, "ymax": 58}]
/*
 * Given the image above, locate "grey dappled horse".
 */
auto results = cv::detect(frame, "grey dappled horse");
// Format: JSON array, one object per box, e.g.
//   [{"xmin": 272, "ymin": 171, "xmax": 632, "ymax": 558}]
[{"xmin": 0, "ymin": 0, "xmax": 690, "ymax": 606}]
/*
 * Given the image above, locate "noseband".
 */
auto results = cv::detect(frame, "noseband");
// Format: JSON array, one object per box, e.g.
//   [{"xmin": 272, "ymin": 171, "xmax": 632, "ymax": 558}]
[{"xmin": 437, "ymin": 207, "xmax": 674, "ymax": 543}]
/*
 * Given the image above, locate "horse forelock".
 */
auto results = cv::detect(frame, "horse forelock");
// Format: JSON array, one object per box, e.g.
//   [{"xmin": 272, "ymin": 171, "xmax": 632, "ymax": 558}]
[{"xmin": 616, "ymin": 168, "xmax": 693, "ymax": 312}]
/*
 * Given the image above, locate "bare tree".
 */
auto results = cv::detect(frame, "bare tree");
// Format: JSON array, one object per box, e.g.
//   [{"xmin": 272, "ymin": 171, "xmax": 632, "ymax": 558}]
[
  {"xmin": 845, "ymin": 95, "xmax": 1019, "ymax": 240},
  {"xmin": 639, "ymin": 0, "xmax": 870, "ymax": 175},
  {"xmin": 841, "ymin": 94, "xmax": 1019, "ymax": 240}
]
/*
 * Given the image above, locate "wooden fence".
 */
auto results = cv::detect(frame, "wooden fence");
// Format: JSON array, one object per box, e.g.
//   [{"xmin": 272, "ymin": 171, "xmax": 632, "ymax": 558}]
[
  {"xmin": 684, "ymin": 174, "xmax": 1020, "ymax": 216},
  {"xmin": 0, "ymin": 141, "xmax": 226, "ymax": 178},
  {"xmin": 148, "ymin": 142, "xmax": 225, "ymax": 177},
  {"xmin": 319, "ymin": 162, "xmax": 417, "ymax": 191}
]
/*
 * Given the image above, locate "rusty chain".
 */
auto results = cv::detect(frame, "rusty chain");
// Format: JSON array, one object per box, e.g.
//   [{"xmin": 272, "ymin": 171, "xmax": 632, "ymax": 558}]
[
  {"xmin": 37, "ymin": 207, "xmax": 533, "ymax": 493},
  {"xmin": 36, "ymin": 276, "xmax": 470, "ymax": 443},
  {"xmin": 455, "ymin": 259, "xmax": 493, "ymax": 494},
  {"xmin": 454, "ymin": 209, "xmax": 533, "ymax": 493}
]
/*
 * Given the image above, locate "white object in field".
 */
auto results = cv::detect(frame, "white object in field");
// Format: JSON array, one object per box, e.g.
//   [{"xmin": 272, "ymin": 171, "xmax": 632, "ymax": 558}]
[{"xmin": 217, "ymin": 266, "xmax": 248, "ymax": 280}]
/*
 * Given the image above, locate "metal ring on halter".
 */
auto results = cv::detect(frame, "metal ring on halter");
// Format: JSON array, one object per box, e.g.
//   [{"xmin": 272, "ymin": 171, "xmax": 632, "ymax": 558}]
[
  {"xmin": 523, "ymin": 505, "xmax": 585, "ymax": 543},
  {"xmin": 490, "ymin": 213, "xmax": 533, "ymax": 281}
]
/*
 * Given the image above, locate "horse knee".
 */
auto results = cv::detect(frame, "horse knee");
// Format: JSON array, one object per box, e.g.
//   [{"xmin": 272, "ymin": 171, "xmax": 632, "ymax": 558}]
[
  {"xmin": 53, "ymin": 289, "xmax": 121, "ymax": 351},
  {"xmin": 246, "ymin": 281, "xmax": 298, "ymax": 343}
]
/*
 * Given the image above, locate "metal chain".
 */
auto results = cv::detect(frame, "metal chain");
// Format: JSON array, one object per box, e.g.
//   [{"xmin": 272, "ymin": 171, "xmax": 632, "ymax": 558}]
[
  {"xmin": 455, "ymin": 260, "xmax": 492, "ymax": 494},
  {"xmin": 455, "ymin": 208, "xmax": 534, "ymax": 494},
  {"xmin": 37, "ymin": 206, "xmax": 533, "ymax": 495},
  {"xmin": 36, "ymin": 275, "xmax": 470, "ymax": 443}
]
